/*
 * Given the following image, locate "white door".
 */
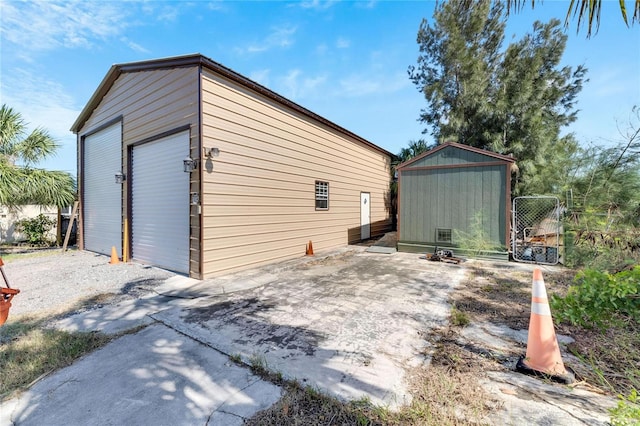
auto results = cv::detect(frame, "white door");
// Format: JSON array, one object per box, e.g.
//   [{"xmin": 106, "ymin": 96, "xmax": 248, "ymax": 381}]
[
  {"xmin": 83, "ymin": 122, "xmax": 122, "ymax": 255},
  {"xmin": 131, "ymin": 131, "xmax": 190, "ymax": 274},
  {"xmin": 360, "ymin": 192, "xmax": 371, "ymax": 240}
]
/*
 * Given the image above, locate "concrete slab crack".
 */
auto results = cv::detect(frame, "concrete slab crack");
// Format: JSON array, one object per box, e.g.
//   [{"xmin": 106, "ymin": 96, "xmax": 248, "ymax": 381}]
[{"xmin": 491, "ymin": 375, "xmax": 604, "ymax": 425}]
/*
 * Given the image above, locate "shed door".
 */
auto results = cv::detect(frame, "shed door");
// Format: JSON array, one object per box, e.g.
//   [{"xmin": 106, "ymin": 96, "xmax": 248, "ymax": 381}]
[
  {"xmin": 83, "ymin": 122, "xmax": 122, "ymax": 255},
  {"xmin": 131, "ymin": 131, "xmax": 190, "ymax": 274},
  {"xmin": 361, "ymin": 192, "xmax": 371, "ymax": 240}
]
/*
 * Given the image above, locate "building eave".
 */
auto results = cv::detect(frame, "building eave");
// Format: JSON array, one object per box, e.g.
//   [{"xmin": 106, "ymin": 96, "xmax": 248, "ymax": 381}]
[{"xmin": 71, "ymin": 53, "xmax": 394, "ymax": 159}]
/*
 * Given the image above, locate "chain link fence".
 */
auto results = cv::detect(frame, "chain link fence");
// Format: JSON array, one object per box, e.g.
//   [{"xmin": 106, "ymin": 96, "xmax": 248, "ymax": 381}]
[{"xmin": 512, "ymin": 196, "xmax": 560, "ymax": 265}]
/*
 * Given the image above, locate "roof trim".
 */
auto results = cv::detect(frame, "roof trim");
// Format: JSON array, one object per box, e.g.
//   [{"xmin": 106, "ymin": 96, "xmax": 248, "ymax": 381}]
[
  {"xmin": 396, "ymin": 141, "xmax": 515, "ymax": 170},
  {"xmin": 71, "ymin": 53, "xmax": 394, "ymax": 158}
]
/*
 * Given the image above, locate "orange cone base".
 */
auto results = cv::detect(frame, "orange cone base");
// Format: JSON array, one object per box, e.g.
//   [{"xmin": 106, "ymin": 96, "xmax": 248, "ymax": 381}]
[
  {"xmin": 516, "ymin": 356, "xmax": 575, "ymax": 384},
  {"xmin": 109, "ymin": 246, "xmax": 120, "ymax": 265}
]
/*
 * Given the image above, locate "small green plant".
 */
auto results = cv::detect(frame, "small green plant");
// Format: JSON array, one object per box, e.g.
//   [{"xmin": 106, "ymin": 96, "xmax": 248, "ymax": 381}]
[
  {"xmin": 610, "ymin": 389, "xmax": 640, "ymax": 426},
  {"xmin": 550, "ymin": 267, "xmax": 640, "ymax": 328},
  {"xmin": 15, "ymin": 213, "xmax": 56, "ymax": 246},
  {"xmin": 450, "ymin": 305, "xmax": 470, "ymax": 327},
  {"xmin": 453, "ymin": 210, "xmax": 504, "ymax": 255},
  {"xmin": 229, "ymin": 353, "xmax": 242, "ymax": 364}
]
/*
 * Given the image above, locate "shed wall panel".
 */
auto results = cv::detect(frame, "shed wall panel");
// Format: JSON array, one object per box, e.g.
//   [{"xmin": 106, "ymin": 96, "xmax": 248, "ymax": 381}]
[
  {"xmin": 399, "ymin": 165, "xmax": 507, "ymax": 247},
  {"xmin": 201, "ymin": 70, "xmax": 391, "ymax": 277}
]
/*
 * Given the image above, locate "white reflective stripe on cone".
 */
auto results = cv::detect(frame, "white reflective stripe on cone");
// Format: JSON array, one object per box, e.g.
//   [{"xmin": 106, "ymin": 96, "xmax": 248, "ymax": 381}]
[
  {"xmin": 531, "ymin": 301, "xmax": 552, "ymax": 316},
  {"xmin": 532, "ymin": 280, "xmax": 548, "ymax": 299}
]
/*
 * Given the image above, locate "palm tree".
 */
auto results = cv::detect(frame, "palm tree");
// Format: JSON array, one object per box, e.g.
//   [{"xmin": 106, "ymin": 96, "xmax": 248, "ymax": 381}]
[
  {"xmin": 0, "ymin": 104, "xmax": 76, "ymax": 208},
  {"xmin": 507, "ymin": 0, "xmax": 640, "ymax": 37}
]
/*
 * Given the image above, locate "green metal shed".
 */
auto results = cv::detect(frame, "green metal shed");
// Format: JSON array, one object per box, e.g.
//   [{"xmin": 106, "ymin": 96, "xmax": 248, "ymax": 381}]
[{"xmin": 397, "ymin": 142, "xmax": 515, "ymax": 260}]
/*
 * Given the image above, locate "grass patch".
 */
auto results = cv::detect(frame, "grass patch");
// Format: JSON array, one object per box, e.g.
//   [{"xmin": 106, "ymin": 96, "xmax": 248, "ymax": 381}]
[
  {"xmin": 0, "ymin": 314, "xmax": 112, "ymax": 400},
  {"xmin": 450, "ymin": 305, "xmax": 470, "ymax": 327},
  {"xmin": 246, "ymin": 379, "xmax": 386, "ymax": 426},
  {"xmin": 246, "ymin": 336, "xmax": 494, "ymax": 426},
  {"xmin": 0, "ymin": 246, "xmax": 63, "ymax": 262}
]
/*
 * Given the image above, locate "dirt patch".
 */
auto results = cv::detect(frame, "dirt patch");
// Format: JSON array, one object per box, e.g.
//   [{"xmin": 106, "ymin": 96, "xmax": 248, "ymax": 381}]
[{"xmin": 448, "ymin": 261, "xmax": 637, "ymax": 396}]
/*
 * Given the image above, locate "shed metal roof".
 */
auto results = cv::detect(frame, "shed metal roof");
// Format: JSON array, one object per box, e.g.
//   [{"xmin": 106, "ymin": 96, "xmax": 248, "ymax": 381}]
[
  {"xmin": 71, "ymin": 53, "xmax": 393, "ymax": 158},
  {"xmin": 396, "ymin": 141, "xmax": 515, "ymax": 170}
]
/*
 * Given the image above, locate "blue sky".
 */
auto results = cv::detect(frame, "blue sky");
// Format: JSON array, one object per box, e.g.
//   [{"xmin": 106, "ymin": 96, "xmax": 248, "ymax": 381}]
[{"xmin": 1, "ymin": 0, "xmax": 638, "ymax": 176}]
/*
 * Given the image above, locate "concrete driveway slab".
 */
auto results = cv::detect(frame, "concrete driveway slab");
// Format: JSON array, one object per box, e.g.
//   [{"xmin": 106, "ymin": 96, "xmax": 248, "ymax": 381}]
[
  {"xmin": 3, "ymin": 324, "xmax": 281, "ymax": 426},
  {"xmin": 152, "ymin": 250, "xmax": 465, "ymax": 409}
]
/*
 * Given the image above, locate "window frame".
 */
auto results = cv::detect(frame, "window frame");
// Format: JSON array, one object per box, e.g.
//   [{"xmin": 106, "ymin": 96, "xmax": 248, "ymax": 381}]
[
  {"xmin": 315, "ymin": 180, "xmax": 329, "ymax": 211},
  {"xmin": 436, "ymin": 228, "xmax": 452, "ymax": 243}
]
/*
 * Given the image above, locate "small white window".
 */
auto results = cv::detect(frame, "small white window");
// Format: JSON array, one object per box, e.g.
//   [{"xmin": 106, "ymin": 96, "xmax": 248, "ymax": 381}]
[
  {"xmin": 436, "ymin": 228, "xmax": 452, "ymax": 243},
  {"xmin": 315, "ymin": 181, "xmax": 329, "ymax": 210}
]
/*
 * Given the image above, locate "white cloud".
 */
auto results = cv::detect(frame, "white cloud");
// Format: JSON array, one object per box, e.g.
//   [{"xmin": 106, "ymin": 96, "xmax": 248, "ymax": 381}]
[
  {"xmin": 1, "ymin": 69, "xmax": 79, "ymax": 138},
  {"xmin": 240, "ymin": 25, "xmax": 298, "ymax": 54},
  {"xmin": 336, "ymin": 37, "xmax": 350, "ymax": 49},
  {"xmin": 278, "ymin": 69, "xmax": 327, "ymax": 100},
  {"xmin": 207, "ymin": 1, "xmax": 226, "ymax": 11},
  {"xmin": 0, "ymin": 69, "xmax": 81, "ymax": 173},
  {"xmin": 0, "ymin": 1, "xmax": 193, "ymax": 56},
  {"xmin": 589, "ymin": 69, "xmax": 629, "ymax": 97},
  {"xmin": 120, "ymin": 37, "xmax": 151, "ymax": 54},
  {"xmin": 356, "ymin": 0, "xmax": 377, "ymax": 9},
  {"xmin": 338, "ymin": 72, "xmax": 409, "ymax": 97},
  {"xmin": 149, "ymin": 3, "xmax": 182, "ymax": 22},
  {"xmin": 249, "ymin": 69, "xmax": 271, "ymax": 86},
  {"xmin": 316, "ymin": 43, "xmax": 329, "ymax": 55},
  {"xmin": 0, "ymin": 1, "xmax": 131, "ymax": 53},
  {"xmin": 299, "ymin": 0, "xmax": 338, "ymax": 10}
]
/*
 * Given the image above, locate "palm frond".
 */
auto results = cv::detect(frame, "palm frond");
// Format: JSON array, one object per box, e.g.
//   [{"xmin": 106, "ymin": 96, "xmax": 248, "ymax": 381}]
[
  {"xmin": 0, "ymin": 161, "xmax": 24, "ymax": 207},
  {"xmin": 16, "ymin": 127, "xmax": 59, "ymax": 166},
  {"xmin": 0, "ymin": 104, "xmax": 26, "ymax": 156},
  {"xmin": 508, "ymin": 0, "xmax": 640, "ymax": 37},
  {"xmin": 21, "ymin": 168, "xmax": 77, "ymax": 208}
]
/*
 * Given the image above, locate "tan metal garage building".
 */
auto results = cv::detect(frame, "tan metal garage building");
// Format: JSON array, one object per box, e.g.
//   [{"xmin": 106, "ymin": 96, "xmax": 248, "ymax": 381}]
[{"xmin": 71, "ymin": 54, "xmax": 393, "ymax": 279}]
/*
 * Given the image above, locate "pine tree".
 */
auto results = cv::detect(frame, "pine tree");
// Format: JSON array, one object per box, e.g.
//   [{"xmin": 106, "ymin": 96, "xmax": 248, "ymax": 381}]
[{"xmin": 409, "ymin": 1, "xmax": 587, "ymax": 195}]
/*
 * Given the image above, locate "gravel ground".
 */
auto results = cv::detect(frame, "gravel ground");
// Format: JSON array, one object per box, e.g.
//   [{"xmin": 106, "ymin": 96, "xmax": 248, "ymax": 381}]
[{"xmin": 1, "ymin": 249, "xmax": 175, "ymax": 318}]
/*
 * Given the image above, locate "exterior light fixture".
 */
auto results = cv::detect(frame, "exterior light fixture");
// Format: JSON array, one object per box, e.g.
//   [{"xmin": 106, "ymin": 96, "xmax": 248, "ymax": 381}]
[
  {"xmin": 183, "ymin": 156, "xmax": 197, "ymax": 173},
  {"xmin": 204, "ymin": 147, "xmax": 220, "ymax": 158},
  {"xmin": 115, "ymin": 171, "xmax": 126, "ymax": 184}
]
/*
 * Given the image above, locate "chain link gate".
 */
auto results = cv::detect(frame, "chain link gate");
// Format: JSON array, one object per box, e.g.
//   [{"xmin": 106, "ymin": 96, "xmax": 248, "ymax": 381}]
[{"xmin": 512, "ymin": 196, "xmax": 561, "ymax": 265}]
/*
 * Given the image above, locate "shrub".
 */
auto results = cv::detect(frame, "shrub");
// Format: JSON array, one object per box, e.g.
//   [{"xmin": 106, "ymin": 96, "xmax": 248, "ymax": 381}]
[
  {"xmin": 610, "ymin": 389, "xmax": 640, "ymax": 426},
  {"xmin": 550, "ymin": 267, "xmax": 640, "ymax": 329},
  {"xmin": 15, "ymin": 213, "xmax": 56, "ymax": 246}
]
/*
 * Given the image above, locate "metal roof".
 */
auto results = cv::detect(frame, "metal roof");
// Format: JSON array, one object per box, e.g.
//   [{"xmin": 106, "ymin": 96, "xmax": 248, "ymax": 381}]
[
  {"xmin": 396, "ymin": 141, "xmax": 515, "ymax": 170},
  {"xmin": 71, "ymin": 53, "xmax": 394, "ymax": 158}
]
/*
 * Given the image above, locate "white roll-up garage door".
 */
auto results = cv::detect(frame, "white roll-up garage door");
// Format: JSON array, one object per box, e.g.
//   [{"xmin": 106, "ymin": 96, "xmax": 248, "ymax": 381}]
[
  {"xmin": 83, "ymin": 122, "xmax": 122, "ymax": 255},
  {"xmin": 131, "ymin": 131, "xmax": 190, "ymax": 274}
]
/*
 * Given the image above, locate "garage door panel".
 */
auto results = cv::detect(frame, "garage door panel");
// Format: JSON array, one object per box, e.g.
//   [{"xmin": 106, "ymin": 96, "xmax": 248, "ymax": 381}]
[
  {"xmin": 83, "ymin": 122, "xmax": 122, "ymax": 255},
  {"xmin": 132, "ymin": 131, "xmax": 190, "ymax": 274}
]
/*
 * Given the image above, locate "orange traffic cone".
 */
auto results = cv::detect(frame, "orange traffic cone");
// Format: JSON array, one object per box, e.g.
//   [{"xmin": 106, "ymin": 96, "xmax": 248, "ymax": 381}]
[
  {"xmin": 109, "ymin": 246, "xmax": 120, "ymax": 265},
  {"xmin": 517, "ymin": 268, "xmax": 574, "ymax": 383},
  {"xmin": 306, "ymin": 240, "xmax": 314, "ymax": 256}
]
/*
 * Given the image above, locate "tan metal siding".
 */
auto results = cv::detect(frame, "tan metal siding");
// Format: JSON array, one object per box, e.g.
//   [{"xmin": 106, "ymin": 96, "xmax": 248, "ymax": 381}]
[
  {"xmin": 201, "ymin": 70, "xmax": 391, "ymax": 277},
  {"xmin": 77, "ymin": 67, "xmax": 202, "ymax": 278}
]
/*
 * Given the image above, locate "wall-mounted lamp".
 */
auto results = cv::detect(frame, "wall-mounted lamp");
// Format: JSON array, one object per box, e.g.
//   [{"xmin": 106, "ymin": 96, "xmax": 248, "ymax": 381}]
[
  {"xmin": 183, "ymin": 156, "xmax": 197, "ymax": 173},
  {"xmin": 204, "ymin": 147, "xmax": 220, "ymax": 158},
  {"xmin": 115, "ymin": 171, "xmax": 126, "ymax": 184}
]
